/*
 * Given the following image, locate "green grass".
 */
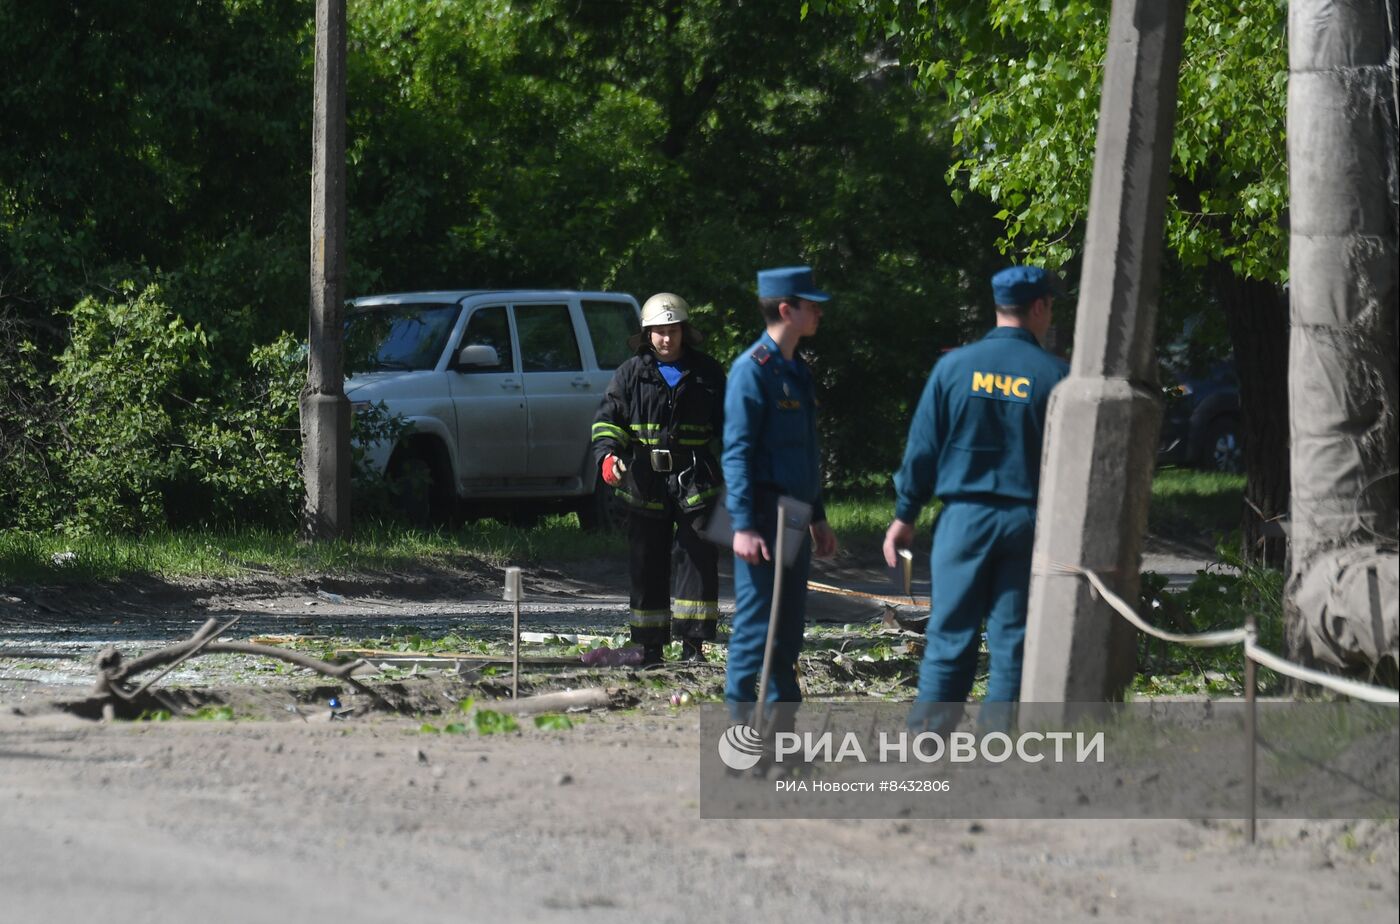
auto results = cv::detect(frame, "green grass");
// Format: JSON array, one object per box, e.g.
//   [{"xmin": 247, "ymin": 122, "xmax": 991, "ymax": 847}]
[
  {"xmin": 1148, "ymin": 468, "xmax": 1245, "ymax": 541},
  {"xmin": 0, "ymin": 515, "xmax": 626, "ymax": 584},
  {"xmin": 822, "ymin": 467, "xmax": 1242, "ymax": 552},
  {"xmin": 1, "ymin": 470, "xmax": 1238, "ymax": 585},
  {"xmin": 821, "ymin": 493, "xmax": 939, "ymax": 544},
  {"xmin": 1132, "ymin": 540, "xmax": 1287, "ymax": 697}
]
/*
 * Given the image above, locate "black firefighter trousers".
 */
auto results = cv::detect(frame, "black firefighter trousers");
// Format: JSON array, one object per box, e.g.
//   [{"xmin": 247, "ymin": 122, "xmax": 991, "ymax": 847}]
[{"xmin": 628, "ymin": 501, "xmax": 720, "ymax": 647}]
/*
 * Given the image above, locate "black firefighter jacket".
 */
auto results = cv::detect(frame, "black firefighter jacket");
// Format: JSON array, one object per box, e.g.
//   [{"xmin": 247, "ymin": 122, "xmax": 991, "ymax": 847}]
[{"xmin": 591, "ymin": 348, "xmax": 726, "ymax": 515}]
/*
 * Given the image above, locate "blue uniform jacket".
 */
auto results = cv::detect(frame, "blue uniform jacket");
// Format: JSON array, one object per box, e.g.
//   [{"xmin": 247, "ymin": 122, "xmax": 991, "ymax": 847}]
[
  {"xmin": 894, "ymin": 327, "xmax": 1069, "ymax": 523},
  {"xmin": 722, "ymin": 332, "xmax": 826, "ymax": 532}
]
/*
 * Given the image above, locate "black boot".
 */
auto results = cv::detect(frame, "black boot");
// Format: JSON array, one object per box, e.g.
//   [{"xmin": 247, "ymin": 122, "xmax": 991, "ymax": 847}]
[
  {"xmin": 680, "ymin": 639, "xmax": 705, "ymax": 663},
  {"xmin": 641, "ymin": 643, "xmax": 666, "ymax": 668}
]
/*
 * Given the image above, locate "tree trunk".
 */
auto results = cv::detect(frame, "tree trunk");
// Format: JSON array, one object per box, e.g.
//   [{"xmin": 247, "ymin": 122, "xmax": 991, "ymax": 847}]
[
  {"xmin": 1284, "ymin": 0, "xmax": 1399, "ymax": 677},
  {"xmin": 1209, "ymin": 264, "xmax": 1290, "ymax": 569}
]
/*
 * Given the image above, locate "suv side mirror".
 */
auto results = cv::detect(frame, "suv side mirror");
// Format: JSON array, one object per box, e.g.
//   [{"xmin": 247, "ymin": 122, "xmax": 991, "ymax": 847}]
[{"xmin": 456, "ymin": 344, "xmax": 501, "ymax": 369}]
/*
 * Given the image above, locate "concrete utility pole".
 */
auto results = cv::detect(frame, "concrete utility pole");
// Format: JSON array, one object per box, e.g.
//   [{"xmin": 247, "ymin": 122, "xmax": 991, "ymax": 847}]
[
  {"xmin": 1285, "ymin": 0, "xmax": 1399, "ymax": 674},
  {"xmin": 1020, "ymin": 0, "xmax": 1187, "ymax": 703},
  {"xmin": 301, "ymin": 0, "xmax": 351, "ymax": 540}
]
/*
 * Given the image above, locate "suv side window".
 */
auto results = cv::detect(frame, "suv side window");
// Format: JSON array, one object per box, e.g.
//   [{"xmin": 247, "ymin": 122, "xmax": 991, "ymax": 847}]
[
  {"xmin": 514, "ymin": 304, "xmax": 581, "ymax": 372},
  {"xmin": 582, "ymin": 299, "xmax": 640, "ymax": 369},
  {"xmin": 458, "ymin": 306, "xmax": 514, "ymax": 373}
]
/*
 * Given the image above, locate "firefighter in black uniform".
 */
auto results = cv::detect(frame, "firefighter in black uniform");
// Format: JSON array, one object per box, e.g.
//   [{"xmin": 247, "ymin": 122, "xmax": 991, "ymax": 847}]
[{"xmin": 591, "ymin": 293, "xmax": 727, "ymax": 665}]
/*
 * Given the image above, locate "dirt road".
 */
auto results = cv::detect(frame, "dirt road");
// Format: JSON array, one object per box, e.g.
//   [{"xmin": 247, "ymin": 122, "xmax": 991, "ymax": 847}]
[
  {"xmin": 1, "ymin": 543, "xmax": 1395, "ymax": 922},
  {"xmin": 1, "ymin": 710, "xmax": 1395, "ymax": 924}
]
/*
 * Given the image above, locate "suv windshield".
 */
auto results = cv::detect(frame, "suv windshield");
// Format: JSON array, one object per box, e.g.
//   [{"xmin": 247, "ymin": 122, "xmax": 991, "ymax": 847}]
[{"xmin": 346, "ymin": 303, "xmax": 459, "ymax": 373}]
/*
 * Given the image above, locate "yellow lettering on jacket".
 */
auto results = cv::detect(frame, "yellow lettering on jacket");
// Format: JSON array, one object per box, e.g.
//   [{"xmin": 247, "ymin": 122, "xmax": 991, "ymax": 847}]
[{"xmin": 971, "ymin": 371, "xmax": 1031, "ymax": 400}]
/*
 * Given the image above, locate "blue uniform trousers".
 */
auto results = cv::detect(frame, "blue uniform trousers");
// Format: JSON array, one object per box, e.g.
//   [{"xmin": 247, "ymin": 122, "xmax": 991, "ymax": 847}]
[
  {"xmin": 916, "ymin": 497, "xmax": 1036, "ymax": 705},
  {"xmin": 724, "ymin": 529, "xmax": 812, "ymax": 712}
]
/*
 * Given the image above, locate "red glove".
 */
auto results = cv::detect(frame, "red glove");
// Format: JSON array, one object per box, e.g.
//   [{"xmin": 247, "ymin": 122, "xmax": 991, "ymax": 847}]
[{"xmin": 601, "ymin": 454, "xmax": 627, "ymax": 487}]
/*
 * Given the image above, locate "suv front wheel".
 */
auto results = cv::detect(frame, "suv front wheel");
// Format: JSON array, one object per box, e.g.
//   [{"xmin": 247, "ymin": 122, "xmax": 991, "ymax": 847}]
[{"xmin": 388, "ymin": 443, "xmax": 455, "ymax": 527}]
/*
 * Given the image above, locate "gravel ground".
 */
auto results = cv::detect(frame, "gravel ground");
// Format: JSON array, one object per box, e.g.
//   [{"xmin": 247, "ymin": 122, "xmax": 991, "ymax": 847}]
[
  {"xmin": 1, "ymin": 542, "xmax": 1394, "ymax": 923},
  {"xmin": 1, "ymin": 710, "xmax": 1396, "ymax": 924}
]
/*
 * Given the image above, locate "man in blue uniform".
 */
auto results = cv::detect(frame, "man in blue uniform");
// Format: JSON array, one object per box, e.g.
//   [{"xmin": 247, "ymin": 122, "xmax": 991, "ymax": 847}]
[
  {"xmin": 723, "ymin": 266, "xmax": 839, "ymax": 722},
  {"xmin": 883, "ymin": 266, "xmax": 1069, "ymax": 726}
]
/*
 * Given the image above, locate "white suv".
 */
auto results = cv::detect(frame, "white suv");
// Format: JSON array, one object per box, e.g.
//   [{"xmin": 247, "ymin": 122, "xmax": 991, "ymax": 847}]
[{"xmin": 344, "ymin": 290, "xmax": 640, "ymax": 527}]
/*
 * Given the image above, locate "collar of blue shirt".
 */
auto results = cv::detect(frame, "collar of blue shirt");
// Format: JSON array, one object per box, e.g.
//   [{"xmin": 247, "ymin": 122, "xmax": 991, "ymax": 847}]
[{"xmin": 983, "ymin": 327, "xmax": 1041, "ymax": 346}]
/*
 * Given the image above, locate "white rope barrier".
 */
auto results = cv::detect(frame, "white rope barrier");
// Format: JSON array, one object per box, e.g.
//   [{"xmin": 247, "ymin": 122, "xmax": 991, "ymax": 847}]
[
  {"xmin": 1038, "ymin": 558, "xmax": 1399, "ymax": 705},
  {"xmin": 1243, "ymin": 638, "xmax": 1400, "ymax": 705},
  {"xmin": 1077, "ymin": 566, "xmax": 1248, "ymax": 647}
]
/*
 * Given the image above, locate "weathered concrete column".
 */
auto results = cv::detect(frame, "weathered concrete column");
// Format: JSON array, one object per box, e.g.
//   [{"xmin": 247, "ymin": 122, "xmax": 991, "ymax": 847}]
[
  {"xmin": 1285, "ymin": 0, "xmax": 1399, "ymax": 674},
  {"xmin": 1021, "ymin": 0, "xmax": 1186, "ymax": 703},
  {"xmin": 300, "ymin": 0, "xmax": 351, "ymax": 540}
]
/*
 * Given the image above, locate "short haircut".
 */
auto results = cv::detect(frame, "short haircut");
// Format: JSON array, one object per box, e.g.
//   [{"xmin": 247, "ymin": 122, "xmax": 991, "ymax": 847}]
[
  {"xmin": 995, "ymin": 301, "xmax": 1031, "ymax": 317},
  {"xmin": 758, "ymin": 295, "xmax": 788, "ymax": 324}
]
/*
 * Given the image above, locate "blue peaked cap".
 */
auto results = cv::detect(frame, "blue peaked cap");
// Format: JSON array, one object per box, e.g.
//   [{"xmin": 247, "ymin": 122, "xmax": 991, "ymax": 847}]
[
  {"xmin": 757, "ymin": 265, "xmax": 830, "ymax": 302},
  {"xmin": 991, "ymin": 265, "xmax": 1064, "ymax": 306}
]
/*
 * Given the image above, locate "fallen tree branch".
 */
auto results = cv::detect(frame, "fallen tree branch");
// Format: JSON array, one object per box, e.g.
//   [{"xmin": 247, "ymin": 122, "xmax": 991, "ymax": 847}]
[
  {"xmin": 128, "ymin": 616, "xmax": 240, "ymax": 698},
  {"xmin": 93, "ymin": 631, "xmax": 388, "ymax": 715},
  {"xmin": 808, "ymin": 580, "xmax": 928, "ymax": 609}
]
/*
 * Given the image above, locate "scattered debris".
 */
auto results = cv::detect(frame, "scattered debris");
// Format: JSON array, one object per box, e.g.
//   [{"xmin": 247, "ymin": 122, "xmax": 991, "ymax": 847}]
[
  {"xmin": 0, "ymin": 649, "xmax": 79, "ymax": 661},
  {"xmin": 520, "ymin": 631, "xmax": 609, "ymax": 645},
  {"xmin": 70, "ymin": 617, "xmax": 388, "ymax": 720},
  {"xmin": 338, "ymin": 650, "xmax": 581, "ymax": 671},
  {"xmin": 491, "ymin": 687, "xmax": 636, "ymax": 716},
  {"xmin": 580, "ymin": 646, "xmax": 644, "ymax": 668},
  {"xmin": 880, "ymin": 609, "xmax": 930, "ymax": 633}
]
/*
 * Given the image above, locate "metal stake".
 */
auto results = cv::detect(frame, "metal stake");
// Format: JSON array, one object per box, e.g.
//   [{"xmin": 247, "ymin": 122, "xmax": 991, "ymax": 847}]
[
  {"xmin": 1245, "ymin": 612, "xmax": 1257, "ymax": 845},
  {"xmin": 754, "ymin": 502, "xmax": 787, "ymax": 738},
  {"xmin": 505, "ymin": 567, "xmax": 523, "ymax": 699}
]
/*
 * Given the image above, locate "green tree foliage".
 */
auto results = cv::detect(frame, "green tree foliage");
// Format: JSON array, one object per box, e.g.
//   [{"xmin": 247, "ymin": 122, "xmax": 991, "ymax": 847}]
[
  {"xmin": 0, "ymin": 0, "xmax": 310, "ymax": 346},
  {"xmin": 0, "ymin": 308, "xmax": 60, "ymax": 527},
  {"xmin": 0, "ymin": 283, "xmax": 301, "ymax": 534},
  {"xmin": 818, "ymin": 0, "xmax": 1293, "ymax": 562},
  {"xmin": 1, "ymin": 283, "xmax": 404, "ymax": 534},
  {"xmin": 49, "ymin": 285, "xmax": 207, "ymax": 533},
  {"xmin": 345, "ymin": 0, "xmax": 1001, "ymax": 480},
  {"xmin": 814, "ymin": 0, "xmax": 1287, "ymax": 277},
  {"xmin": 181, "ymin": 333, "xmax": 307, "ymax": 526},
  {"xmin": 1, "ymin": 0, "xmax": 1002, "ymax": 530}
]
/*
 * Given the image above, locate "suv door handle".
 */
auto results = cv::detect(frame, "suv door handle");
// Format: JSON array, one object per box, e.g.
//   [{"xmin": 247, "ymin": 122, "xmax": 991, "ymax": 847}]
[
  {"xmin": 570, "ymin": 376, "xmax": 590, "ymax": 389},
  {"xmin": 500, "ymin": 379, "xmax": 521, "ymax": 391}
]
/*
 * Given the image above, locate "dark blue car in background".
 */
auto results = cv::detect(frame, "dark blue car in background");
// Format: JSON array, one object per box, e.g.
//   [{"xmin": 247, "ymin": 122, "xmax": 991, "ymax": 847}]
[{"xmin": 1158, "ymin": 359, "xmax": 1243, "ymax": 473}]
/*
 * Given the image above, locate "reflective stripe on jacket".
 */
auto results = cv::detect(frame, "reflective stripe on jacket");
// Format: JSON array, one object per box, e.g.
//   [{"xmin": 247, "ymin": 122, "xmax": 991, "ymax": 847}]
[{"xmin": 592, "ymin": 348, "xmax": 726, "ymax": 513}]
